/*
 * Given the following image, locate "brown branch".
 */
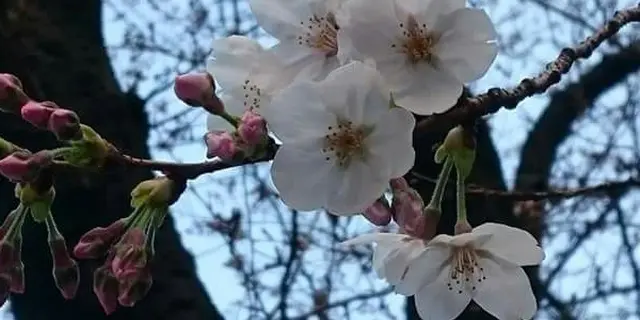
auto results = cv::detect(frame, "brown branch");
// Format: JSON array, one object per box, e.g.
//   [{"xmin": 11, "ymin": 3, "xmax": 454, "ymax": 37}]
[
  {"xmin": 62, "ymin": 4, "xmax": 640, "ymax": 181},
  {"xmin": 414, "ymin": 4, "xmax": 640, "ymax": 136},
  {"xmin": 410, "ymin": 171, "xmax": 640, "ymax": 201}
]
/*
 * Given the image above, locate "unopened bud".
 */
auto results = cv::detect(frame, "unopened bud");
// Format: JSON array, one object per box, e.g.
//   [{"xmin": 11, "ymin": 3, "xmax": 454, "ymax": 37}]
[
  {"xmin": 48, "ymin": 109, "xmax": 81, "ymax": 140},
  {"xmin": 117, "ymin": 268, "xmax": 152, "ymax": 307},
  {"xmin": 111, "ymin": 228, "xmax": 147, "ymax": 280},
  {"xmin": 49, "ymin": 237, "xmax": 80, "ymax": 299},
  {"xmin": 0, "ymin": 150, "xmax": 53, "ymax": 182},
  {"xmin": 0, "ymin": 74, "xmax": 29, "ymax": 113},
  {"xmin": 362, "ymin": 197, "xmax": 392, "ymax": 226},
  {"xmin": 93, "ymin": 266, "xmax": 119, "ymax": 315},
  {"xmin": 204, "ymin": 131, "xmax": 237, "ymax": 161},
  {"xmin": 237, "ymin": 110, "xmax": 267, "ymax": 145},
  {"xmin": 74, "ymin": 219, "xmax": 127, "ymax": 259},
  {"xmin": 174, "ymin": 73, "xmax": 224, "ymax": 114},
  {"xmin": 20, "ymin": 101, "xmax": 56, "ymax": 129}
]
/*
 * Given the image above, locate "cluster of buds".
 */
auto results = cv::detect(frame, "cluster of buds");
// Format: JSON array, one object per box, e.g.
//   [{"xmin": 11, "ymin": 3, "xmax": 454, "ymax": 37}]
[
  {"xmin": 0, "ymin": 183, "xmax": 80, "ymax": 306},
  {"xmin": 174, "ymin": 72, "xmax": 268, "ymax": 163},
  {"xmin": 73, "ymin": 176, "xmax": 185, "ymax": 314},
  {"xmin": 20, "ymin": 101, "xmax": 81, "ymax": 140},
  {"xmin": 204, "ymin": 110, "xmax": 268, "ymax": 162},
  {"xmin": 361, "ymin": 177, "xmax": 438, "ymax": 240}
]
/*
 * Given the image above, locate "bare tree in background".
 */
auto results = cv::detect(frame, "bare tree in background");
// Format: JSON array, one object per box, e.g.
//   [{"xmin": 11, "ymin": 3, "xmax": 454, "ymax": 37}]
[{"xmin": 0, "ymin": 0, "xmax": 639, "ymax": 319}]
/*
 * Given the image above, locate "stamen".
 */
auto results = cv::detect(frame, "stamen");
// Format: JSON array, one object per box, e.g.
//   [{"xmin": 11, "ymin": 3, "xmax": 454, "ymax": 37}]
[
  {"xmin": 242, "ymin": 79, "xmax": 262, "ymax": 110},
  {"xmin": 446, "ymin": 246, "xmax": 485, "ymax": 294},
  {"xmin": 297, "ymin": 12, "xmax": 339, "ymax": 57},
  {"xmin": 322, "ymin": 119, "xmax": 370, "ymax": 168},
  {"xmin": 392, "ymin": 15, "xmax": 439, "ymax": 65}
]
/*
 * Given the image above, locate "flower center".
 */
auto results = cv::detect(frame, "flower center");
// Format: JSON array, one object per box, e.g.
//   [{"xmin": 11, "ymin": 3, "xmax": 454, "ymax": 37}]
[
  {"xmin": 447, "ymin": 246, "xmax": 486, "ymax": 294},
  {"xmin": 242, "ymin": 79, "xmax": 262, "ymax": 111},
  {"xmin": 297, "ymin": 12, "xmax": 339, "ymax": 57},
  {"xmin": 322, "ymin": 119, "xmax": 369, "ymax": 168},
  {"xmin": 392, "ymin": 15, "xmax": 439, "ymax": 65}
]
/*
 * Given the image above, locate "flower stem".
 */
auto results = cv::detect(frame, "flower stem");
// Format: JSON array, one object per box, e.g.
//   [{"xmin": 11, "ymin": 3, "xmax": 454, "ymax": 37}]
[
  {"xmin": 426, "ymin": 157, "xmax": 453, "ymax": 211},
  {"xmin": 455, "ymin": 168, "xmax": 467, "ymax": 222},
  {"xmin": 219, "ymin": 111, "xmax": 239, "ymax": 128}
]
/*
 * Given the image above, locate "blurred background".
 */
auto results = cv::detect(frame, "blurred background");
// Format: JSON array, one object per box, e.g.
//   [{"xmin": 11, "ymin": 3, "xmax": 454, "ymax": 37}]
[{"xmin": 0, "ymin": 0, "xmax": 639, "ymax": 319}]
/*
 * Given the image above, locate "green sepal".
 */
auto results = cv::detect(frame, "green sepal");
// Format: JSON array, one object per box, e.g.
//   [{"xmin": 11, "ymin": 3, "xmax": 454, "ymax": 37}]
[
  {"xmin": 29, "ymin": 202, "xmax": 50, "ymax": 223},
  {"xmin": 450, "ymin": 148, "xmax": 476, "ymax": 179}
]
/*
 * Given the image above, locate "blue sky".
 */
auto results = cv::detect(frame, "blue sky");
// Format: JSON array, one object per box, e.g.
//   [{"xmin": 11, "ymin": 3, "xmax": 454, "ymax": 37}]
[{"xmin": 3, "ymin": 0, "xmax": 640, "ymax": 318}]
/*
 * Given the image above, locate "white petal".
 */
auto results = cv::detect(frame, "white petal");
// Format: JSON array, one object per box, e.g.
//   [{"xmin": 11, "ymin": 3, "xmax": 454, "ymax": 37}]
[
  {"xmin": 368, "ymin": 107, "xmax": 416, "ymax": 178},
  {"xmin": 249, "ymin": 0, "xmax": 313, "ymax": 39},
  {"xmin": 473, "ymin": 223, "xmax": 544, "ymax": 266},
  {"xmin": 394, "ymin": 246, "xmax": 450, "ymax": 296},
  {"xmin": 374, "ymin": 237, "xmax": 414, "ymax": 278},
  {"xmin": 414, "ymin": 264, "xmax": 471, "ymax": 320},
  {"xmin": 340, "ymin": 232, "xmax": 409, "ymax": 247},
  {"xmin": 408, "ymin": 0, "xmax": 467, "ymax": 27},
  {"xmin": 269, "ymin": 41, "xmax": 322, "ymax": 81},
  {"xmin": 262, "ymin": 80, "xmax": 334, "ymax": 144},
  {"xmin": 473, "ymin": 256, "xmax": 537, "ymax": 320},
  {"xmin": 340, "ymin": 0, "xmax": 405, "ymax": 63},
  {"xmin": 383, "ymin": 239, "xmax": 426, "ymax": 285},
  {"xmin": 388, "ymin": 63, "xmax": 463, "ymax": 115},
  {"xmin": 207, "ymin": 36, "xmax": 265, "ymax": 90},
  {"xmin": 271, "ymin": 143, "xmax": 335, "ymax": 211},
  {"xmin": 325, "ymin": 160, "xmax": 389, "ymax": 214},
  {"xmin": 320, "ymin": 61, "xmax": 390, "ymax": 125},
  {"xmin": 435, "ymin": 8, "xmax": 498, "ymax": 82}
]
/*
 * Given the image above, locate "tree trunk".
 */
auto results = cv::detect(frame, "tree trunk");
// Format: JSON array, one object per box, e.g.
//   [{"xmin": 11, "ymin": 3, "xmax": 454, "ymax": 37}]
[{"xmin": 0, "ymin": 1, "xmax": 224, "ymax": 319}]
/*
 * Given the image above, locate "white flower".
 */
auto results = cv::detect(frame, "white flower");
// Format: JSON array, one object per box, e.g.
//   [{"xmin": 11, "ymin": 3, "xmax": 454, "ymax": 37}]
[
  {"xmin": 342, "ymin": 223, "xmax": 544, "ymax": 320},
  {"xmin": 249, "ymin": 0, "xmax": 345, "ymax": 82},
  {"xmin": 337, "ymin": 0, "xmax": 498, "ymax": 115},
  {"xmin": 264, "ymin": 61, "xmax": 415, "ymax": 215},
  {"xmin": 206, "ymin": 36, "xmax": 289, "ymax": 131}
]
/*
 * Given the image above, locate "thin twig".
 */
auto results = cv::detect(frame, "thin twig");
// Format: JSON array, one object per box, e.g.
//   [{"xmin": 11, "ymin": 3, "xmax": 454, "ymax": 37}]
[{"xmin": 410, "ymin": 171, "xmax": 640, "ymax": 200}]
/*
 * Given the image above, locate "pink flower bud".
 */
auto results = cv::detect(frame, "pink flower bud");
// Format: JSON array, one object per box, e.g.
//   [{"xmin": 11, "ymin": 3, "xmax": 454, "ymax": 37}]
[
  {"xmin": 93, "ymin": 266, "xmax": 119, "ymax": 315},
  {"xmin": 362, "ymin": 198, "xmax": 392, "ymax": 226},
  {"xmin": 9, "ymin": 262, "xmax": 24, "ymax": 294},
  {"xmin": 20, "ymin": 101, "xmax": 56, "ymax": 129},
  {"xmin": 0, "ymin": 275, "xmax": 10, "ymax": 307},
  {"xmin": 48, "ymin": 108, "xmax": 81, "ymax": 140},
  {"xmin": 74, "ymin": 219, "xmax": 127, "ymax": 259},
  {"xmin": 9, "ymin": 236, "xmax": 23, "ymax": 294},
  {"xmin": 117, "ymin": 268, "xmax": 152, "ymax": 307},
  {"xmin": 204, "ymin": 131, "xmax": 237, "ymax": 161},
  {"xmin": 49, "ymin": 237, "xmax": 80, "ymax": 299},
  {"xmin": 237, "ymin": 110, "xmax": 267, "ymax": 145},
  {"xmin": 0, "ymin": 74, "xmax": 29, "ymax": 113},
  {"xmin": 0, "ymin": 241, "xmax": 16, "ymax": 272},
  {"xmin": 111, "ymin": 228, "xmax": 147, "ymax": 280},
  {"xmin": 0, "ymin": 150, "xmax": 53, "ymax": 182},
  {"xmin": 389, "ymin": 177, "xmax": 411, "ymax": 191},
  {"xmin": 174, "ymin": 73, "xmax": 225, "ymax": 114}
]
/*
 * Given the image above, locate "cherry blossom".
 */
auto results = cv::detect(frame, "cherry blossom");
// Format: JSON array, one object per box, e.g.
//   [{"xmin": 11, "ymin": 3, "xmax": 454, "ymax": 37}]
[
  {"xmin": 338, "ymin": 0, "xmax": 498, "ymax": 114},
  {"xmin": 249, "ymin": 0, "xmax": 345, "ymax": 82},
  {"xmin": 342, "ymin": 223, "xmax": 544, "ymax": 320},
  {"xmin": 265, "ymin": 61, "xmax": 415, "ymax": 214}
]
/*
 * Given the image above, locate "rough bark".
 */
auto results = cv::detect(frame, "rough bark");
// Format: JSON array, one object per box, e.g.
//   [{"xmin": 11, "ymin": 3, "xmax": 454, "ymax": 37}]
[{"xmin": 0, "ymin": 1, "xmax": 224, "ymax": 319}]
